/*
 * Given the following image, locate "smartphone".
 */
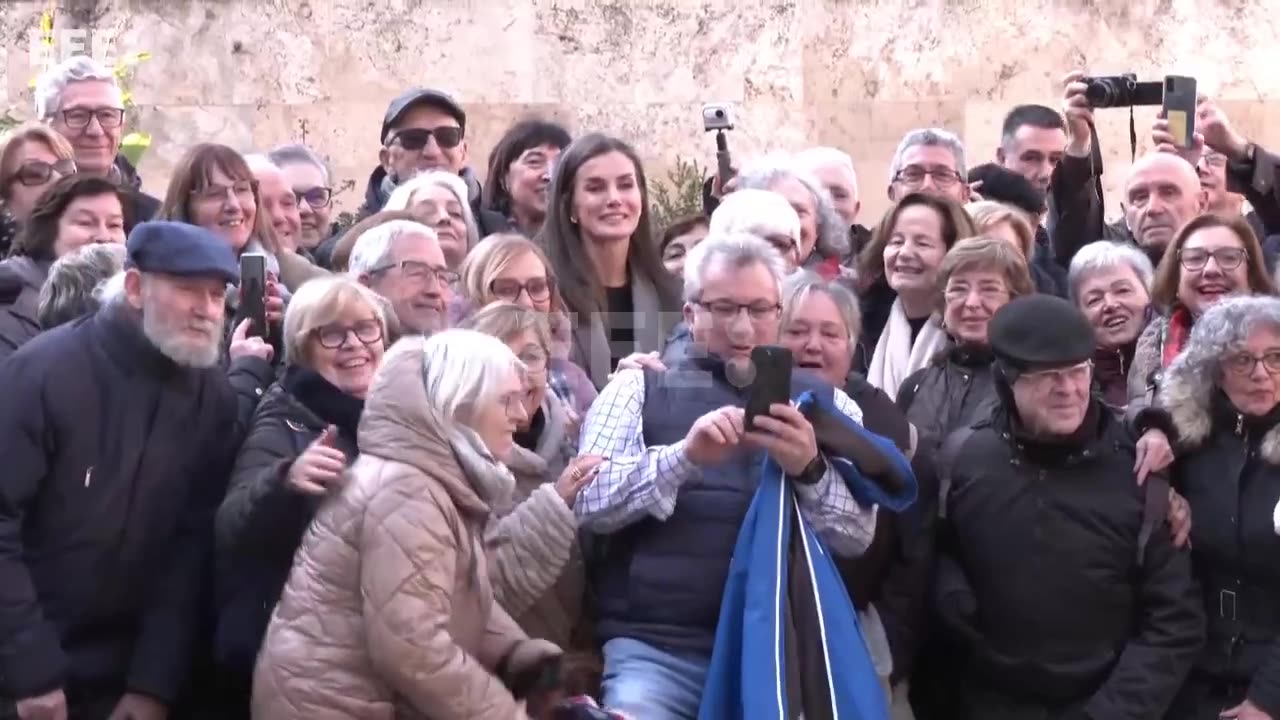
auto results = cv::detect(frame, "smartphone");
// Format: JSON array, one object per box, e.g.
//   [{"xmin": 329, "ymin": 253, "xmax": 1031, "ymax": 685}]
[
  {"xmin": 239, "ymin": 252, "xmax": 268, "ymax": 339},
  {"xmin": 745, "ymin": 345, "xmax": 793, "ymax": 432},
  {"xmin": 1162, "ymin": 75, "xmax": 1198, "ymax": 149}
]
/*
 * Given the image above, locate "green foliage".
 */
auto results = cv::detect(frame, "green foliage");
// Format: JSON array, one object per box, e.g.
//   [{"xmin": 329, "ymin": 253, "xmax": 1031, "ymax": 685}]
[
  {"xmin": 648, "ymin": 155, "xmax": 707, "ymax": 234},
  {"xmin": 0, "ymin": 110, "xmax": 20, "ymax": 133}
]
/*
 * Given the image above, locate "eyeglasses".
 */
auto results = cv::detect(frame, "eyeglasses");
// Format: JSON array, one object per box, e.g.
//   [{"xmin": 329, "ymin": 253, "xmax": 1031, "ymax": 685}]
[
  {"xmin": 391, "ymin": 126, "xmax": 464, "ymax": 151},
  {"xmin": 370, "ymin": 259, "xmax": 459, "ymax": 286},
  {"xmin": 1179, "ymin": 247, "xmax": 1246, "ymax": 272},
  {"xmin": 294, "ymin": 186, "xmax": 333, "ymax": 208},
  {"xmin": 13, "ymin": 159, "xmax": 76, "ymax": 187},
  {"xmin": 696, "ymin": 299, "xmax": 782, "ymax": 322},
  {"xmin": 191, "ymin": 180, "xmax": 258, "ymax": 205},
  {"xmin": 1223, "ymin": 350, "xmax": 1280, "ymax": 376},
  {"xmin": 944, "ymin": 283, "xmax": 1010, "ymax": 303},
  {"xmin": 516, "ymin": 346, "xmax": 549, "ymax": 371},
  {"xmin": 1019, "ymin": 360, "xmax": 1093, "ymax": 387},
  {"xmin": 57, "ymin": 107, "xmax": 125, "ymax": 130},
  {"xmin": 491, "ymin": 277, "xmax": 554, "ymax": 303},
  {"xmin": 313, "ymin": 319, "xmax": 383, "ymax": 349},
  {"xmin": 893, "ymin": 166, "xmax": 962, "ymax": 188}
]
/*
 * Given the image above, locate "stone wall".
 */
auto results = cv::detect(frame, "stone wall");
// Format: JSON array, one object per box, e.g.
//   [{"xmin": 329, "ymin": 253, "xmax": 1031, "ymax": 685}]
[{"xmin": 2, "ymin": 0, "xmax": 1278, "ymax": 227}]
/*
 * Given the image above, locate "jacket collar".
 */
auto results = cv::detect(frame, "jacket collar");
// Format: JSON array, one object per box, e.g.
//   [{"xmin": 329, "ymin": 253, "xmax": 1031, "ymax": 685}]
[{"xmin": 1159, "ymin": 352, "xmax": 1280, "ymax": 464}]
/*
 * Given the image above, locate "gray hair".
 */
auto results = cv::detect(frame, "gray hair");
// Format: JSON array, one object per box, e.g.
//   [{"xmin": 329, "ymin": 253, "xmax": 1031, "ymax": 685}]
[
  {"xmin": 268, "ymin": 143, "xmax": 331, "ymax": 184},
  {"xmin": 888, "ymin": 128, "xmax": 967, "ymax": 184},
  {"xmin": 683, "ymin": 231, "xmax": 787, "ymax": 302},
  {"xmin": 1164, "ymin": 295, "xmax": 1280, "ymax": 393},
  {"xmin": 385, "ymin": 170, "xmax": 481, "ymax": 254},
  {"xmin": 34, "ymin": 55, "xmax": 122, "ymax": 119},
  {"xmin": 1067, "ymin": 240, "xmax": 1156, "ymax": 302},
  {"xmin": 781, "ymin": 270, "xmax": 862, "ymax": 342},
  {"xmin": 348, "ymin": 220, "xmax": 439, "ymax": 276},
  {"xmin": 38, "ymin": 244, "xmax": 127, "ymax": 328},
  {"xmin": 736, "ymin": 156, "xmax": 849, "ymax": 259},
  {"xmin": 795, "ymin": 146, "xmax": 859, "ymax": 197},
  {"xmin": 709, "ymin": 189, "xmax": 801, "ymax": 244}
]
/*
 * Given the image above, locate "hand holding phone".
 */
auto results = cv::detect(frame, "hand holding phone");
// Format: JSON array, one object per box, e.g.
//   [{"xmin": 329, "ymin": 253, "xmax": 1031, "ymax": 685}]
[
  {"xmin": 744, "ymin": 345, "xmax": 793, "ymax": 432},
  {"xmin": 238, "ymin": 252, "xmax": 268, "ymax": 339}
]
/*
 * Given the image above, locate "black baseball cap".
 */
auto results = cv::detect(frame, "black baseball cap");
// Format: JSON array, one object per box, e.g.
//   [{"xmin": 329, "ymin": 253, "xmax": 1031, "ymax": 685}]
[{"xmin": 381, "ymin": 88, "xmax": 467, "ymax": 145}]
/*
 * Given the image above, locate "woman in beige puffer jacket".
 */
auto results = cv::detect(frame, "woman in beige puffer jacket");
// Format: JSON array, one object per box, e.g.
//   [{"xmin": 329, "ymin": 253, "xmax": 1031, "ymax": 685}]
[{"xmin": 252, "ymin": 331, "xmax": 561, "ymax": 719}]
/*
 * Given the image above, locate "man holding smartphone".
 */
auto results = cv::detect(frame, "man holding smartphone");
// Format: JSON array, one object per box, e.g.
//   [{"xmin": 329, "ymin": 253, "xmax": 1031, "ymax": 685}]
[{"xmin": 576, "ymin": 231, "xmax": 908, "ymax": 719}]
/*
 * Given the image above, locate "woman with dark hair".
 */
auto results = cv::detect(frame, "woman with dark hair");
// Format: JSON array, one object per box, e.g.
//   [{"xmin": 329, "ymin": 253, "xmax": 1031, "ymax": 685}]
[
  {"xmin": 0, "ymin": 174, "xmax": 128, "ymax": 360},
  {"xmin": 1129, "ymin": 213, "xmax": 1276, "ymax": 408},
  {"xmin": 158, "ymin": 143, "xmax": 289, "ymax": 360},
  {"xmin": 538, "ymin": 132, "xmax": 681, "ymax": 387},
  {"xmin": 659, "ymin": 214, "xmax": 710, "ymax": 278},
  {"xmin": 856, "ymin": 192, "xmax": 976, "ymax": 393},
  {"xmin": 484, "ymin": 119, "xmax": 573, "ymax": 238}
]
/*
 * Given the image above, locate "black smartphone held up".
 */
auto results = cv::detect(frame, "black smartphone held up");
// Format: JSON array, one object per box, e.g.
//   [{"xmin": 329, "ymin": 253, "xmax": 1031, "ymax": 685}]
[
  {"xmin": 1162, "ymin": 75, "xmax": 1198, "ymax": 149},
  {"xmin": 745, "ymin": 345, "xmax": 793, "ymax": 433},
  {"xmin": 239, "ymin": 252, "xmax": 268, "ymax": 339}
]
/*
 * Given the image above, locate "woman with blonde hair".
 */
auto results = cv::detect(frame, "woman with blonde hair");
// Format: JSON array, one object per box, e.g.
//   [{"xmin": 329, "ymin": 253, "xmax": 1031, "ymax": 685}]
[
  {"xmin": 253, "ymin": 330, "xmax": 566, "ymax": 718},
  {"xmin": 457, "ymin": 233, "xmax": 596, "ymax": 415}
]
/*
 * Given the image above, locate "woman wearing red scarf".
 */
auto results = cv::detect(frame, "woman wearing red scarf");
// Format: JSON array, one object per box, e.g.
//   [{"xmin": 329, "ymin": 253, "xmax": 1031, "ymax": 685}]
[{"xmin": 1128, "ymin": 213, "xmax": 1276, "ymax": 407}]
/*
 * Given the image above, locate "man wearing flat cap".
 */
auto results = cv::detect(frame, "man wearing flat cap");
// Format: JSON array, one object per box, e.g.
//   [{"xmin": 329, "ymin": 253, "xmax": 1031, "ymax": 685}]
[
  {"xmin": 927, "ymin": 295, "xmax": 1204, "ymax": 720},
  {"xmin": 317, "ymin": 87, "xmax": 507, "ymax": 267},
  {"xmin": 0, "ymin": 221, "xmax": 270, "ymax": 720}
]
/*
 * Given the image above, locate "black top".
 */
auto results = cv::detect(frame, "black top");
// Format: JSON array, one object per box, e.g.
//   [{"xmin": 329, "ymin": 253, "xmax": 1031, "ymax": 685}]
[
  {"xmin": 907, "ymin": 314, "xmax": 929, "ymax": 344},
  {"xmin": 605, "ymin": 284, "xmax": 634, "ymax": 370}
]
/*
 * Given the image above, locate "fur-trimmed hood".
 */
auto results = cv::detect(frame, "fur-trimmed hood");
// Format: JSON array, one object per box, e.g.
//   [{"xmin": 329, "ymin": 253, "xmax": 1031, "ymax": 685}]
[{"xmin": 1158, "ymin": 354, "xmax": 1280, "ymax": 465}]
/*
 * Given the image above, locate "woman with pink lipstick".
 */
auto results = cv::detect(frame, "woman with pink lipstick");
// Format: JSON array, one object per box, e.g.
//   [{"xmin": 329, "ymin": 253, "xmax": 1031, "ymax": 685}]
[
  {"xmin": 212, "ymin": 275, "xmax": 390, "ymax": 717},
  {"xmin": 1128, "ymin": 214, "xmax": 1276, "ymax": 408},
  {"xmin": 539, "ymin": 133, "xmax": 681, "ymax": 388}
]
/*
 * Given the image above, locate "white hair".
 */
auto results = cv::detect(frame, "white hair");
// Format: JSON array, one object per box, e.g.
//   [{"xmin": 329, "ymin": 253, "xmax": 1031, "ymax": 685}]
[
  {"xmin": 385, "ymin": 170, "xmax": 480, "ymax": 253},
  {"xmin": 735, "ymin": 156, "xmax": 849, "ymax": 258},
  {"xmin": 347, "ymin": 220, "xmax": 439, "ymax": 276},
  {"xmin": 97, "ymin": 270, "xmax": 128, "ymax": 306},
  {"xmin": 37, "ymin": 244, "xmax": 126, "ymax": 328},
  {"xmin": 242, "ymin": 153, "xmax": 277, "ymax": 173},
  {"xmin": 34, "ymin": 55, "xmax": 122, "ymax": 120},
  {"xmin": 1067, "ymin": 240, "xmax": 1156, "ymax": 302},
  {"xmin": 709, "ymin": 189, "xmax": 801, "ymax": 244},
  {"xmin": 888, "ymin": 128, "xmax": 967, "ymax": 184},
  {"xmin": 268, "ymin": 143, "xmax": 331, "ymax": 185},
  {"xmin": 683, "ymin": 231, "xmax": 787, "ymax": 302},
  {"xmin": 795, "ymin": 146, "xmax": 859, "ymax": 197},
  {"xmin": 420, "ymin": 329, "xmax": 525, "ymax": 424}
]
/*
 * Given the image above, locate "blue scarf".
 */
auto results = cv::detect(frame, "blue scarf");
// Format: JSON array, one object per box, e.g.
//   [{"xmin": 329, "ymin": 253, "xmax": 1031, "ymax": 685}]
[{"xmin": 698, "ymin": 388, "xmax": 917, "ymax": 720}]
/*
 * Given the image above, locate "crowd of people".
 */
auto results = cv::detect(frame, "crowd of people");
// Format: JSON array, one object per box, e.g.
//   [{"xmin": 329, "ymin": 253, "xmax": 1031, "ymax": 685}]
[{"xmin": 0, "ymin": 52, "xmax": 1279, "ymax": 720}]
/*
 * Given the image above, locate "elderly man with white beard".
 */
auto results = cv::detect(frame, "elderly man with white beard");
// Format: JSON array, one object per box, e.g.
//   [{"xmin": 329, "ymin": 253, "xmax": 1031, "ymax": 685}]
[{"xmin": 0, "ymin": 221, "xmax": 269, "ymax": 720}]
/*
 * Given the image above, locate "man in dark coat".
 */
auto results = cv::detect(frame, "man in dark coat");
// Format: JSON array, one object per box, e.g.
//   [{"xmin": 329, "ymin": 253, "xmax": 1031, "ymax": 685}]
[
  {"xmin": 0, "ymin": 222, "xmax": 268, "ymax": 720},
  {"xmin": 934, "ymin": 295, "xmax": 1204, "ymax": 720}
]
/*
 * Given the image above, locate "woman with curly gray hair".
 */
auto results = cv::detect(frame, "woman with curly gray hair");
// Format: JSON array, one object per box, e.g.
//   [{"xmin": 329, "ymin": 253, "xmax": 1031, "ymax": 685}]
[
  {"xmin": 1158, "ymin": 295, "xmax": 1280, "ymax": 720},
  {"xmin": 735, "ymin": 156, "xmax": 850, "ymax": 276}
]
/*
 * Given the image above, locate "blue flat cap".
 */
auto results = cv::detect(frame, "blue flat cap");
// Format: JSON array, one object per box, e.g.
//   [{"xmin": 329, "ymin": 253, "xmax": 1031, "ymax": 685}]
[{"xmin": 124, "ymin": 221, "xmax": 240, "ymax": 285}]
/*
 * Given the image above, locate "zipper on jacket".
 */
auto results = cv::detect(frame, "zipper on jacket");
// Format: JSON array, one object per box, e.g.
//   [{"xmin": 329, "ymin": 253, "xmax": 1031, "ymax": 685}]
[
  {"xmin": 84, "ymin": 466, "xmax": 93, "ymax": 488},
  {"xmin": 1235, "ymin": 413, "xmax": 1244, "ymax": 436}
]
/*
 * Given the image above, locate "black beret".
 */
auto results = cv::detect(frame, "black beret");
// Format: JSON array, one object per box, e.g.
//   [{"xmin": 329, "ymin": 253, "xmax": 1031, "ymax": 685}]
[
  {"xmin": 967, "ymin": 163, "xmax": 1047, "ymax": 216},
  {"xmin": 124, "ymin": 221, "xmax": 240, "ymax": 286},
  {"xmin": 381, "ymin": 87, "xmax": 466, "ymax": 144},
  {"xmin": 989, "ymin": 294, "xmax": 1095, "ymax": 370}
]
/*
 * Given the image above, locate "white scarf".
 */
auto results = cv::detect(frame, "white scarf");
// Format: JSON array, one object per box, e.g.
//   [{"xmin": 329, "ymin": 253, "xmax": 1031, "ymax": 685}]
[{"xmin": 867, "ymin": 297, "xmax": 949, "ymax": 399}]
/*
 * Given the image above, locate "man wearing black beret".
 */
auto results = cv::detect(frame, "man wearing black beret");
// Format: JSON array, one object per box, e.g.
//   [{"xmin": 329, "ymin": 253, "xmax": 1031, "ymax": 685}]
[
  {"xmin": 927, "ymin": 295, "xmax": 1204, "ymax": 720},
  {"xmin": 0, "ymin": 221, "xmax": 270, "ymax": 720}
]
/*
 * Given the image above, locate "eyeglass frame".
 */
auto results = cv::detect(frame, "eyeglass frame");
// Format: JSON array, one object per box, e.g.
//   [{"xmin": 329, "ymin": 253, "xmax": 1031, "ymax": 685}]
[
  {"xmin": 1178, "ymin": 246, "xmax": 1247, "ymax": 272},
  {"xmin": 293, "ymin": 186, "xmax": 333, "ymax": 209},
  {"xmin": 1222, "ymin": 350, "xmax": 1280, "ymax": 376},
  {"xmin": 311, "ymin": 319, "xmax": 384, "ymax": 349},
  {"xmin": 367, "ymin": 259, "xmax": 459, "ymax": 286},
  {"xmin": 190, "ymin": 179, "xmax": 259, "ymax": 205},
  {"xmin": 694, "ymin": 298, "xmax": 784, "ymax": 322},
  {"xmin": 56, "ymin": 107, "xmax": 125, "ymax": 131},
  {"xmin": 389, "ymin": 126, "xmax": 465, "ymax": 151},
  {"xmin": 11, "ymin": 159, "xmax": 77, "ymax": 187},
  {"xmin": 489, "ymin": 277, "xmax": 555, "ymax": 302},
  {"xmin": 1017, "ymin": 359, "xmax": 1094, "ymax": 387},
  {"xmin": 893, "ymin": 165, "xmax": 963, "ymax": 188}
]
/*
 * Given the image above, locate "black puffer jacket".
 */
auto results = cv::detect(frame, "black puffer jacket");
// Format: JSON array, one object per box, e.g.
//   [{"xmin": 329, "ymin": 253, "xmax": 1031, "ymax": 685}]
[
  {"xmin": 0, "ymin": 256, "xmax": 50, "ymax": 362},
  {"xmin": 212, "ymin": 368, "xmax": 361, "ymax": 710},
  {"xmin": 939, "ymin": 403, "xmax": 1204, "ymax": 720},
  {"xmin": 897, "ymin": 344, "xmax": 1001, "ymax": 456},
  {"xmin": 1161, "ymin": 363, "xmax": 1280, "ymax": 719}
]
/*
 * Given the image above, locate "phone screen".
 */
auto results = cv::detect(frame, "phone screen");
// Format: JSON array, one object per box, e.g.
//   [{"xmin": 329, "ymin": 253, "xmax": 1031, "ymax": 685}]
[
  {"xmin": 239, "ymin": 253, "xmax": 267, "ymax": 339},
  {"xmin": 745, "ymin": 345, "xmax": 793, "ymax": 432}
]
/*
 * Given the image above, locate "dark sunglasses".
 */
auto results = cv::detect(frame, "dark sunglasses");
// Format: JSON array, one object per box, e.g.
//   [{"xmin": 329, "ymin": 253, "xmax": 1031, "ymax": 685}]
[
  {"xmin": 392, "ymin": 126, "xmax": 464, "ymax": 151},
  {"xmin": 14, "ymin": 159, "xmax": 77, "ymax": 187},
  {"xmin": 293, "ymin": 186, "xmax": 333, "ymax": 208}
]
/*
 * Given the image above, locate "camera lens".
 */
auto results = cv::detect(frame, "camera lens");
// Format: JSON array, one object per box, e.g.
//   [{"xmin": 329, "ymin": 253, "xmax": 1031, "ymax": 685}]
[
  {"xmin": 714, "ymin": 109, "xmax": 725, "ymax": 118},
  {"xmin": 1084, "ymin": 79, "xmax": 1114, "ymax": 108}
]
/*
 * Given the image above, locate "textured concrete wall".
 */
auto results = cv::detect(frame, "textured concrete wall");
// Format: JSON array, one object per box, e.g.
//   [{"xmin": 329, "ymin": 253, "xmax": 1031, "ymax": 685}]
[{"xmin": 2, "ymin": 0, "xmax": 1278, "ymax": 225}]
